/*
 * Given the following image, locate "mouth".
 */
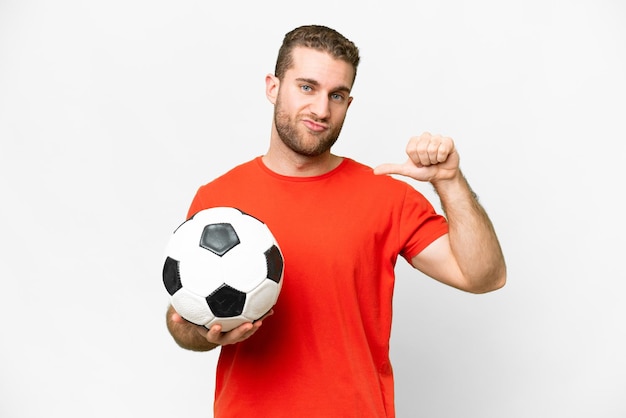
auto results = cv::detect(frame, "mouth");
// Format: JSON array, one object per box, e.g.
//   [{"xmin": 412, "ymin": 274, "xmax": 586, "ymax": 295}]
[{"xmin": 301, "ymin": 118, "xmax": 328, "ymax": 133}]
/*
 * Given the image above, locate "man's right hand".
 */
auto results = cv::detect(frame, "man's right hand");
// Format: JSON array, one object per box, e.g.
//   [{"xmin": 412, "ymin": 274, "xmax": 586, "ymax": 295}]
[{"xmin": 167, "ymin": 305, "xmax": 273, "ymax": 350}]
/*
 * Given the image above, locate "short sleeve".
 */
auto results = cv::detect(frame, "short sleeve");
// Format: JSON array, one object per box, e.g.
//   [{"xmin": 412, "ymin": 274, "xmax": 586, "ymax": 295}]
[{"xmin": 398, "ymin": 185, "xmax": 449, "ymax": 263}]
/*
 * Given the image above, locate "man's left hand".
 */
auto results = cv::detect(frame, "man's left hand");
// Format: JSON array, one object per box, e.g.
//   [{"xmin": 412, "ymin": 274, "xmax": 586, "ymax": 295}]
[{"xmin": 374, "ymin": 132, "xmax": 460, "ymax": 183}]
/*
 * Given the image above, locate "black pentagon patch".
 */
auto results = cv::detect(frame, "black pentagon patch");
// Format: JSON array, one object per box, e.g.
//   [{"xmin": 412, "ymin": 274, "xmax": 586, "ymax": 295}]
[
  {"xmin": 207, "ymin": 284, "xmax": 246, "ymax": 317},
  {"xmin": 264, "ymin": 245, "xmax": 283, "ymax": 283},
  {"xmin": 200, "ymin": 223, "xmax": 240, "ymax": 256},
  {"xmin": 163, "ymin": 256, "xmax": 183, "ymax": 296}
]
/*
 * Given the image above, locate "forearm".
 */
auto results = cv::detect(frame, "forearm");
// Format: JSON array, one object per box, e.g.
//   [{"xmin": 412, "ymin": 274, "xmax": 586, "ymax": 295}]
[
  {"xmin": 166, "ymin": 305, "xmax": 219, "ymax": 352},
  {"xmin": 433, "ymin": 171, "xmax": 506, "ymax": 293}
]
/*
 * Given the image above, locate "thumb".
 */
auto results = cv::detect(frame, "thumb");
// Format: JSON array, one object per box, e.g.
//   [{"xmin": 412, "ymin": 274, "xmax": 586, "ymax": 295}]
[
  {"xmin": 171, "ymin": 311, "xmax": 186, "ymax": 324},
  {"xmin": 373, "ymin": 161, "xmax": 411, "ymax": 176}
]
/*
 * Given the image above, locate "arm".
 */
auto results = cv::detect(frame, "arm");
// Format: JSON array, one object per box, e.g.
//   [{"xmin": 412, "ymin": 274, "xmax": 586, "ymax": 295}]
[
  {"xmin": 166, "ymin": 304, "xmax": 272, "ymax": 351},
  {"xmin": 374, "ymin": 132, "xmax": 506, "ymax": 294}
]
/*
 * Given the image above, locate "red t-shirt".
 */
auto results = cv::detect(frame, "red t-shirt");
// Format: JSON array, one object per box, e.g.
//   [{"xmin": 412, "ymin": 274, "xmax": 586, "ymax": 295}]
[{"xmin": 187, "ymin": 157, "xmax": 448, "ymax": 418}]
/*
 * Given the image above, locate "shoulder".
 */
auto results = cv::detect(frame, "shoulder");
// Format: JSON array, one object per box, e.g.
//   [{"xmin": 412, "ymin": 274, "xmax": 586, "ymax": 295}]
[
  {"xmin": 190, "ymin": 158, "xmax": 260, "ymax": 204},
  {"xmin": 198, "ymin": 158, "xmax": 260, "ymax": 189},
  {"xmin": 186, "ymin": 158, "xmax": 262, "ymax": 218}
]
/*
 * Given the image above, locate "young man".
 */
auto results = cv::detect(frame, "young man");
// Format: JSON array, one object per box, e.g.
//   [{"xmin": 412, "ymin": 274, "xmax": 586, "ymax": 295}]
[{"xmin": 166, "ymin": 25, "xmax": 506, "ymax": 417}]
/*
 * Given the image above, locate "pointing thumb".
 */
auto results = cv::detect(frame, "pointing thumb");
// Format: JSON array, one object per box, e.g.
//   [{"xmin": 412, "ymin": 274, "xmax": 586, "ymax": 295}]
[{"xmin": 373, "ymin": 162, "xmax": 405, "ymax": 176}]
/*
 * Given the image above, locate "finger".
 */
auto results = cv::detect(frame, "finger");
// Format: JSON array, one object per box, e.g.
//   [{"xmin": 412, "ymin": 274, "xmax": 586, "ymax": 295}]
[
  {"xmin": 171, "ymin": 311, "xmax": 186, "ymax": 323},
  {"xmin": 416, "ymin": 141, "xmax": 433, "ymax": 166},
  {"xmin": 204, "ymin": 323, "xmax": 224, "ymax": 344},
  {"xmin": 427, "ymin": 137, "xmax": 443, "ymax": 164},
  {"xmin": 408, "ymin": 131, "xmax": 432, "ymax": 153},
  {"xmin": 172, "ymin": 310, "xmax": 200, "ymax": 327},
  {"xmin": 227, "ymin": 322, "xmax": 257, "ymax": 344},
  {"xmin": 415, "ymin": 133, "xmax": 443, "ymax": 166},
  {"xmin": 210, "ymin": 322, "xmax": 257, "ymax": 346},
  {"xmin": 405, "ymin": 134, "xmax": 426, "ymax": 166},
  {"xmin": 373, "ymin": 162, "xmax": 411, "ymax": 176},
  {"xmin": 436, "ymin": 137, "xmax": 455, "ymax": 163}
]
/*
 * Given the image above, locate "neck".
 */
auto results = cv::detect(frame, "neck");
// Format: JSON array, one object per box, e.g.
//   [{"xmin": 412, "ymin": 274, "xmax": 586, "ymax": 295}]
[{"xmin": 262, "ymin": 143, "xmax": 343, "ymax": 177}]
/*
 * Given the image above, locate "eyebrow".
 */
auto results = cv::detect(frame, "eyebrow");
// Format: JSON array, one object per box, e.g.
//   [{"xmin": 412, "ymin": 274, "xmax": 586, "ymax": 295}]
[{"xmin": 295, "ymin": 77, "xmax": 352, "ymax": 94}]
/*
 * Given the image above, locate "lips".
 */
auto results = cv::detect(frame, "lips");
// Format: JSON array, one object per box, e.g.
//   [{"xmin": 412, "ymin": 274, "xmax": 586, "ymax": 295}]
[{"xmin": 302, "ymin": 118, "xmax": 328, "ymax": 132}]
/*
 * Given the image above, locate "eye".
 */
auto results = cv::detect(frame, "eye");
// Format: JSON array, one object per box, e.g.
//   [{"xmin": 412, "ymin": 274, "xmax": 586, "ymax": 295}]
[
  {"xmin": 331, "ymin": 93, "xmax": 345, "ymax": 102},
  {"xmin": 301, "ymin": 85, "xmax": 312, "ymax": 92}
]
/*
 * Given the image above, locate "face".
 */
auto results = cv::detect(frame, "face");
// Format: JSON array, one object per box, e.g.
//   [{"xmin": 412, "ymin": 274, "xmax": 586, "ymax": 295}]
[{"xmin": 267, "ymin": 47, "xmax": 354, "ymax": 157}]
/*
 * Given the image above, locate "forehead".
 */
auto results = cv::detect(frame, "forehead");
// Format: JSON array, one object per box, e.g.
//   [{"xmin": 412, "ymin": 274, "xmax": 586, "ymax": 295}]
[{"xmin": 287, "ymin": 47, "xmax": 355, "ymax": 90}]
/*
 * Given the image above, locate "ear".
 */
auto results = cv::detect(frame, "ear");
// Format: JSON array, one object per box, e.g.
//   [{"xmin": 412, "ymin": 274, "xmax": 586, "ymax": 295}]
[
  {"xmin": 265, "ymin": 74, "xmax": 279, "ymax": 105},
  {"xmin": 347, "ymin": 96, "xmax": 354, "ymax": 109}
]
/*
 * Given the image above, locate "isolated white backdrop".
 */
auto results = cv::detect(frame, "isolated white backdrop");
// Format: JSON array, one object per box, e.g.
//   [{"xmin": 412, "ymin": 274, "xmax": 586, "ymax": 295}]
[{"xmin": 1, "ymin": 1, "xmax": 625, "ymax": 417}]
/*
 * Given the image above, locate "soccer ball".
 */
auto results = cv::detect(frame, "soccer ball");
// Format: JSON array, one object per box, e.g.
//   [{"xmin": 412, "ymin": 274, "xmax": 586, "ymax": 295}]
[{"xmin": 163, "ymin": 207, "xmax": 284, "ymax": 332}]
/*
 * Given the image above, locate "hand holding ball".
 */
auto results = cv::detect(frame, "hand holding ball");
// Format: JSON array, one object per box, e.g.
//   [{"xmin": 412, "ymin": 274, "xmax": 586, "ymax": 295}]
[{"xmin": 163, "ymin": 207, "xmax": 284, "ymax": 332}]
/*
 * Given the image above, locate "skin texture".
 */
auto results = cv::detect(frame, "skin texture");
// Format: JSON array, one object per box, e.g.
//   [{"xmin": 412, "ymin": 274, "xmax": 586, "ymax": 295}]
[{"xmin": 167, "ymin": 46, "xmax": 506, "ymax": 351}]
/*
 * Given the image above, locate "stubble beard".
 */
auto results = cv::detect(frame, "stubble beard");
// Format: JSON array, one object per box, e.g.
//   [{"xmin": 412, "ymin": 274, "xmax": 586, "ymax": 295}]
[{"xmin": 273, "ymin": 98, "xmax": 344, "ymax": 158}]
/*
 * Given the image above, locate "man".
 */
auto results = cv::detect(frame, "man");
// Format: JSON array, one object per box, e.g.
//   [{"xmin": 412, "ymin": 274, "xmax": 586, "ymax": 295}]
[{"xmin": 166, "ymin": 25, "xmax": 506, "ymax": 417}]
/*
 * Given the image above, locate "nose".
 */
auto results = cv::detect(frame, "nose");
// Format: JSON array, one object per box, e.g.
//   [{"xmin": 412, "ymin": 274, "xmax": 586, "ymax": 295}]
[{"xmin": 309, "ymin": 94, "xmax": 330, "ymax": 120}]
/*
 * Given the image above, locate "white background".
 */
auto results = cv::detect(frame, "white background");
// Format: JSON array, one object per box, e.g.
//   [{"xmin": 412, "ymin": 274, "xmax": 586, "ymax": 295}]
[{"xmin": 1, "ymin": 1, "xmax": 625, "ymax": 417}]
